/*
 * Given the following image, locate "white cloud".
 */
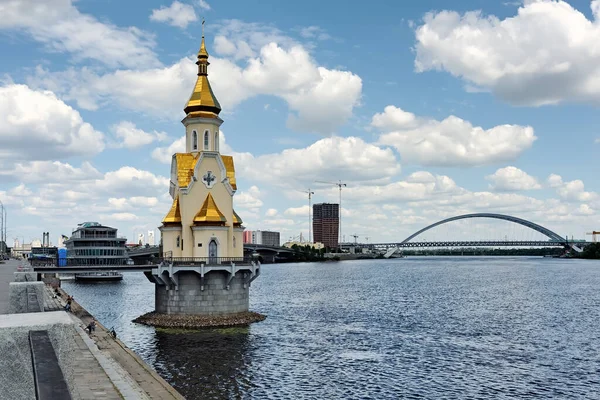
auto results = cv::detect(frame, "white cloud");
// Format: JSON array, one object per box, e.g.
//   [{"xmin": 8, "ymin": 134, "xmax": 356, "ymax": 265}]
[
  {"xmin": 371, "ymin": 106, "xmax": 417, "ymax": 130},
  {"xmin": 547, "ymin": 173, "xmax": 564, "ymax": 188},
  {"xmin": 197, "ymin": 0, "xmax": 211, "ymax": 10},
  {"xmin": 152, "ymin": 136, "xmax": 186, "ymax": 163},
  {"xmin": 30, "ymin": 29, "xmax": 362, "ymax": 133},
  {"xmin": 150, "ymin": 1, "xmax": 197, "ymax": 29},
  {"xmin": 234, "ymin": 136, "xmax": 400, "ymax": 186},
  {"xmin": 95, "ymin": 167, "xmax": 169, "ymax": 197},
  {"xmin": 0, "ymin": 84, "xmax": 104, "ymax": 164},
  {"xmin": 108, "ymin": 196, "xmax": 159, "ymax": 211},
  {"xmin": 0, "ymin": 163, "xmax": 171, "ymax": 243},
  {"xmin": 284, "ymin": 205, "xmax": 309, "ymax": 216},
  {"xmin": 546, "ymin": 174, "xmax": 597, "ymax": 202},
  {"xmin": 108, "ymin": 213, "xmax": 139, "ymax": 221},
  {"xmin": 414, "ymin": 0, "xmax": 600, "ymax": 106},
  {"xmin": 28, "ymin": 62, "xmax": 194, "ymax": 115},
  {"xmin": 0, "ymin": 161, "xmax": 101, "ymax": 184},
  {"xmin": 298, "ymin": 26, "xmax": 332, "ymax": 41},
  {"xmin": 486, "ymin": 166, "xmax": 541, "ymax": 191},
  {"xmin": 234, "ymin": 186, "xmax": 264, "ymax": 210},
  {"xmin": 0, "ymin": 0, "xmax": 158, "ymax": 68},
  {"xmin": 374, "ymin": 105, "xmax": 536, "ymax": 166},
  {"xmin": 111, "ymin": 121, "xmax": 168, "ymax": 149},
  {"xmin": 595, "ymin": 137, "xmax": 600, "ymax": 143},
  {"xmin": 213, "ymin": 20, "xmax": 299, "ymax": 59},
  {"xmin": 576, "ymin": 204, "xmax": 595, "ymax": 216},
  {"xmin": 344, "ymin": 171, "xmax": 463, "ymax": 204},
  {"xmin": 265, "ymin": 208, "xmax": 278, "ymax": 217},
  {"xmin": 8, "ymin": 184, "xmax": 33, "ymax": 197}
]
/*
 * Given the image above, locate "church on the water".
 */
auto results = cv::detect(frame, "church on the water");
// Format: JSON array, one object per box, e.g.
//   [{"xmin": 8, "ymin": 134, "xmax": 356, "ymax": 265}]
[{"xmin": 160, "ymin": 33, "xmax": 244, "ymax": 261}]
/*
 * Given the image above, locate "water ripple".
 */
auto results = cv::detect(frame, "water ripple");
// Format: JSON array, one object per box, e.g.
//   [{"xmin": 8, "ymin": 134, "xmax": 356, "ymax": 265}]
[{"xmin": 62, "ymin": 257, "xmax": 600, "ymax": 399}]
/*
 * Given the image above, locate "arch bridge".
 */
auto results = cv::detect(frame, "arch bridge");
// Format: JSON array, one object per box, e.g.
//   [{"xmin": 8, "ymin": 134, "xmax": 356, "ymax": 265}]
[{"xmin": 369, "ymin": 213, "xmax": 582, "ymax": 253}]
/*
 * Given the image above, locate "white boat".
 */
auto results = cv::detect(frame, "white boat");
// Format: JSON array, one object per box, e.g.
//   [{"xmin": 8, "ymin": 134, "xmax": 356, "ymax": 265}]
[{"xmin": 74, "ymin": 271, "xmax": 123, "ymax": 282}]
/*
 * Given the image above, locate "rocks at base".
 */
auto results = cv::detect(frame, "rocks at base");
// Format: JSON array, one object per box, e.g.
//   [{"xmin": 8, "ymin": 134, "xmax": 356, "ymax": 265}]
[{"xmin": 132, "ymin": 311, "xmax": 266, "ymax": 329}]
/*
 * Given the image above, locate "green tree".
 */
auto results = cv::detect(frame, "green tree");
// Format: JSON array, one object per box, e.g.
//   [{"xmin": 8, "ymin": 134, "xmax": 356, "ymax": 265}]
[{"xmin": 580, "ymin": 243, "xmax": 600, "ymax": 259}]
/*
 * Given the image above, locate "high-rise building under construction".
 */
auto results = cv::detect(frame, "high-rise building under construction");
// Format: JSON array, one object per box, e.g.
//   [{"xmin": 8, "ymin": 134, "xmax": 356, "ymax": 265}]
[{"xmin": 312, "ymin": 203, "xmax": 339, "ymax": 249}]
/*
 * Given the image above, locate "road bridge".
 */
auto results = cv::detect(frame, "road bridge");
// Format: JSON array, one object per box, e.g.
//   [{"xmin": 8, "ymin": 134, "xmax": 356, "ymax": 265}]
[
  {"xmin": 363, "ymin": 213, "xmax": 585, "ymax": 253},
  {"xmin": 370, "ymin": 240, "xmax": 568, "ymax": 249}
]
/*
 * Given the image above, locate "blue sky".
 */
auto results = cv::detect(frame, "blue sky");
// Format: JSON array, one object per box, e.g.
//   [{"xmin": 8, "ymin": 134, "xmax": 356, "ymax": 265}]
[{"xmin": 0, "ymin": 0, "xmax": 599, "ymax": 245}]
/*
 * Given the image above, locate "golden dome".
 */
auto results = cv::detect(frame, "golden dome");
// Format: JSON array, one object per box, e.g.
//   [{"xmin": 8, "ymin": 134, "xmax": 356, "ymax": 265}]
[
  {"xmin": 194, "ymin": 193, "xmax": 226, "ymax": 225},
  {"xmin": 162, "ymin": 195, "xmax": 182, "ymax": 225},
  {"xmin": 184, "ymin": 35, "xmax": 221, "ymax": 116}
]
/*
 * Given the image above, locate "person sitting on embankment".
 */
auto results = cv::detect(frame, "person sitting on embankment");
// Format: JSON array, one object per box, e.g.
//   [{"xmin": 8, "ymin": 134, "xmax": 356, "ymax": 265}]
[
  {"xmin": 64, "ymin": 295, "xmax": 73, "ymax": 312},
  {"xmin": 86, "ymin": 319, "xmax": 96, "ymax": 335}
]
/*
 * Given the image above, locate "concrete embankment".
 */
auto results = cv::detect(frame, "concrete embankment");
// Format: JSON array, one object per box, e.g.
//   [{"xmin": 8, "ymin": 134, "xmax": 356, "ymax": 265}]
[
  {"xmin": 0, "ymin": 259, "xmax": 185, "ymax": 400},
  {"xmin": 55, "ymin": 286, "xmax": 186, "ymax": 400}
]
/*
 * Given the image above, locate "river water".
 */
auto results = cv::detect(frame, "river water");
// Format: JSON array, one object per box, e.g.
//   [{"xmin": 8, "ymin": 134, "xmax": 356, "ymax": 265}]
[{"xmin": 62, "ymin": 257, "xmax": 600, "ymax": 399}]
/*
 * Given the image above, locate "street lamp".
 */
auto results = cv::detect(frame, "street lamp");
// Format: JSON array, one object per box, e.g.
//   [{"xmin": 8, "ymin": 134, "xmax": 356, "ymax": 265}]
[{"xmin": 0, "ymin": 200, "xmax": 6, "ymax": 255}]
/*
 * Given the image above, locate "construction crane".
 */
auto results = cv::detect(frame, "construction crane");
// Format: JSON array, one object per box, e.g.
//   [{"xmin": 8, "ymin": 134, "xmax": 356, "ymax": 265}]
[
  {"xmin": 586, "ymin": 231, "xmax": 600, "ymax": 243},
  {"xmin": 302, "ymin": 188, "xmax": 315, "ymax": 243},
  {"xmin": 350, "ymin": 233, "xmax": 367, "ymax": 244},
  {"xmin": 315, "ymin": 180, "xmax": 347, "ymax": 245}
]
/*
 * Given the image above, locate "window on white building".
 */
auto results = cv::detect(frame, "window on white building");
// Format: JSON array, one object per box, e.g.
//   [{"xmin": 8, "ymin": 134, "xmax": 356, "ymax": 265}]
[{"xmin": 192, "ymin": 130, "xmax": 198, "ymax": 150}]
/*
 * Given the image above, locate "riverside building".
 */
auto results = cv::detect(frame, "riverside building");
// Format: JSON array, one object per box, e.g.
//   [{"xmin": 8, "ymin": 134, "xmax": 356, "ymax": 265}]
[
  {"xmin": 243, "ymin": 230, "xmax": 281, "ymax": 246},
  {"xmin": 64, "ymin": 222, "xmax": 128, "ymax": 266},
  {"xmin": 313, "ymin": 203, "xmax": 340, "ymax": 249}
]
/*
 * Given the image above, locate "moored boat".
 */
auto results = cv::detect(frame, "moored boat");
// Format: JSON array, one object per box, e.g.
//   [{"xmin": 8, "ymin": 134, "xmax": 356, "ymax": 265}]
[{"xmin": 74, "ymin": 271, "xmax": 123, "ymax": 282}]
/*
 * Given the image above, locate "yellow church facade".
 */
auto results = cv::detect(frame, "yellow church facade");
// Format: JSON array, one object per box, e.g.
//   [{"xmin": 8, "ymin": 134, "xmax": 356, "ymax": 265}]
[
  {"xmin": 137, "ymin": 32, "xmax": 262, "ymax": 320},
  {"xmin": 160, "ymin": 34, "xmax": 244, "ymax": 261}
]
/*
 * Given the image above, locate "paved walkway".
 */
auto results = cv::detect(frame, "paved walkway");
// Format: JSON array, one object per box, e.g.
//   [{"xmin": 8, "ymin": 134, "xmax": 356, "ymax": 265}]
[
  {"xmin": 68, "ymin": 323, "xmax": 125, "ymax": 399},
  {"xmin": 0, "ymin": 259, "xmax": 22, "ymax": 314},
  {"xmin": 60, "ymin": 289, "xmax": 185, "ymax": 400},
  {"xmin": 44, "ymin": 285, "xmax": 64, "ymax": 311},
  {"xmin": 0, "ymin": 261, "xmax": 184, "ymax": 399}
]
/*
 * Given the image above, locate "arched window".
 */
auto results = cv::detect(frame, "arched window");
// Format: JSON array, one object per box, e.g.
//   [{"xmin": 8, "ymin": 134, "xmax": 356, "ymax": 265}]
[
  {"xmin": 192, "ymin": 130, "xmax": 198, "ymax": 150},
  {"xmin": 214, "ymin": 131, "xmax": 219, "ymax": 152},
  {"xmin": 204, "ymin": 130, "xmax": 209, "ymax": 150}
]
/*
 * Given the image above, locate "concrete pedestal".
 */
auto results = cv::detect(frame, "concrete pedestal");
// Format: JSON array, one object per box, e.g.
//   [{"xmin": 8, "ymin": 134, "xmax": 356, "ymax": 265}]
[
  {"xmin": 155, "ymin": 271, "xmax": 249, "ymax": 315},
  {"xmin": 146, "ymin": 261, "xmax": 260, "ymax": 316},
  {"xmin": 9, "ymin": 282, "xmax": 45, "ymax": 314}
]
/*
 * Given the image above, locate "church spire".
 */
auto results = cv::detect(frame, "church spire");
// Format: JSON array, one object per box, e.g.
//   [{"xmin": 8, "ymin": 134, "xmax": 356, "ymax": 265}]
[
  {"xmin": 184, "ymin": 19, "xmax": 221, "ymax": 117},
  {"xmin": 197, "ymin": 19, "xmax": 209, "ymax": 75}
]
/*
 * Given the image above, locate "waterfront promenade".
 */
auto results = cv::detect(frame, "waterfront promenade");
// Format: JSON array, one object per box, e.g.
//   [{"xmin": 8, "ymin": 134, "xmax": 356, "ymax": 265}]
[{"xmin": 0, "ymin": 258, "xmax": 184, "ymax": 399}]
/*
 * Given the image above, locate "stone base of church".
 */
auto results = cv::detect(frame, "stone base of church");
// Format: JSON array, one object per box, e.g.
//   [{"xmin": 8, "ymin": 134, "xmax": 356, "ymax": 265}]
[
  {"xmin": 132, "ymin": 310, "xmax": 266, "ymax": 329},
  {"xmin": 154, "ymin": 270, "xmax": 251, "ymax": 315}
]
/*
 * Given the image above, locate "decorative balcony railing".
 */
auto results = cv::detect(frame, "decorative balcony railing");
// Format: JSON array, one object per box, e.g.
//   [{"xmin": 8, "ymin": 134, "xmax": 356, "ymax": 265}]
[{"xmin": 160, "ymin": 256, "xmax": 253, "ymax": 266}]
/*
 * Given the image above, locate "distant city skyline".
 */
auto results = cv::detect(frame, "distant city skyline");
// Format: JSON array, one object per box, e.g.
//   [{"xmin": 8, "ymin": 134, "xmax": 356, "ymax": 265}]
[{"xmin": 0, "ymin": 0, "xmax": 599, "ymax": 244}]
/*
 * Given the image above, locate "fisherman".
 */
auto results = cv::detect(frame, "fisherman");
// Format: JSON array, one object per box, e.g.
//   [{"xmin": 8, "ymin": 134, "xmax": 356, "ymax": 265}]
[
  {"xmin": 64, "ymin": 295, "xmax": 73, "ymax": 312},
  {"xmin": 86, "ymin": 319, "xmax": 96, "ymax": 335}
]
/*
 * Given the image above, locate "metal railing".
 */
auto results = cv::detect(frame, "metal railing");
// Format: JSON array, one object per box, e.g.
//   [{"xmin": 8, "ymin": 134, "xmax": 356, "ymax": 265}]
[
  {"xmin": 74, "ymin": 271, "xmax": 123, "ymax": 277},
  {"xmin": 159, "ymin": 256, "xmax": 252, "ymax": 265},
  {"xmin": 31, "ymin": 253, "xmax": 255, "ymax": 268}
]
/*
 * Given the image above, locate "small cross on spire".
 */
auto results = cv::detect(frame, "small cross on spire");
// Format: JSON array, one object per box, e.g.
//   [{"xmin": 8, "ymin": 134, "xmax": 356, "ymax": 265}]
[{"xmin": 202, "ymin": 18, "xmax": 205, "ymax": 37}]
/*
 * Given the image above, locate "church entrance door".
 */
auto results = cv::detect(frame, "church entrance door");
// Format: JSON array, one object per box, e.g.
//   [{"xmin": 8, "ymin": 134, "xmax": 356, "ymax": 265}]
[{"xmin": 209, "ymin": 240, "xmax": 218, "ymax": 264}]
